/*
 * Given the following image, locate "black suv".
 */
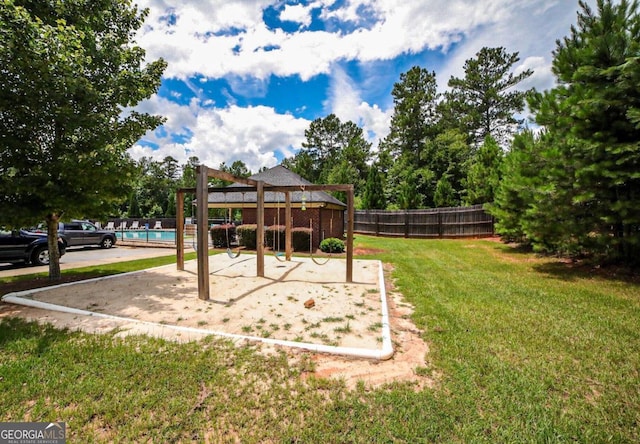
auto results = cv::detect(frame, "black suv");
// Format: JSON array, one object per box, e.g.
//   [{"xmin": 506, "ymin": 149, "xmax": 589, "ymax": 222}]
[{"xmin": 0, "ymin": 229, "xmax": 67, "ymax": 266}]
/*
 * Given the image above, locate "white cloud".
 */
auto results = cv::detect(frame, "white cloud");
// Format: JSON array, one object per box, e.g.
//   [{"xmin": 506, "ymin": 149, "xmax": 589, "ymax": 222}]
[
  {"xmin": 326, "ymin": 65, "xmax": 392, "ymax": 150},
  {"xmin": 130, "ymin": 95, "xmax": 309, "ymax": 173},
  {"xmin": 136, "ymin": 0, "xmax": 543, "ymax": 81},
  {"xmin": 280, "ymin": 4, "xmax": 313, "ymax": 27},
  {"xmin": 130, "ymin": 0, "xmax": 599, "ymax": 169},
  {"xmin": 136, "ymin": 0, "xmax": 598, "ymax": 87},
  {"xmin": 435, "ymin": 0, "xmax": 595, "ymax": 93}
]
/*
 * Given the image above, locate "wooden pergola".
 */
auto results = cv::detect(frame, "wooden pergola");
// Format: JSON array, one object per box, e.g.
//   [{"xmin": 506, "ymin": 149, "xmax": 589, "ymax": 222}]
[{"xmin": 176, "ymin": 165, "xmax": 355, "ymax": 301}]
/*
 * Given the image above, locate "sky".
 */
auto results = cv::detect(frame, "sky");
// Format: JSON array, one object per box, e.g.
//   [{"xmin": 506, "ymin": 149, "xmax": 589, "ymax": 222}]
[{"xmin": 130, "ymin": 0, "xmax": 597, "ymax": 174}]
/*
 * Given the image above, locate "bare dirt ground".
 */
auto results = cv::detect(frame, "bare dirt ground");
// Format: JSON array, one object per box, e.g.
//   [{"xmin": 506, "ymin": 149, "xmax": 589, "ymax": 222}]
[{"xmin": 1, "ymin": 255, "xmax": 431, "ymax": 389}]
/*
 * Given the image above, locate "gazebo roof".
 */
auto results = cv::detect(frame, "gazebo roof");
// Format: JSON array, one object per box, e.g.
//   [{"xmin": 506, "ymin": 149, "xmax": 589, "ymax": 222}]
[{"xmin": 206, "ymin": 165, "xmax": 346, "ymax": 208}]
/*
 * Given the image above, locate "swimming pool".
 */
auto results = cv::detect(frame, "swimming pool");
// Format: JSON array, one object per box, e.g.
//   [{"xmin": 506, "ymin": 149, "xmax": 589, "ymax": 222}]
[{"xmin": 115, "ymin": 229, "xmax": 176, "ymax": 243}]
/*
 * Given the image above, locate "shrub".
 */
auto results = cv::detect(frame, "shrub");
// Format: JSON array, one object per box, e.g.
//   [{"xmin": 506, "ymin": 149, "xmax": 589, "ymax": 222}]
[
  {"xmin": 236, "ymin": 224, "xmax": 257, "ymax": 249},
  {"xmin": 265, "ymin": 225, "xmax": 285, "ymax": 251},
  {"xmin": 320, "ymin": 237, "xmax": 345, "ymax": 253},
  {"xmin": 292, "ymin": 227, "xmax": 312, "ymax": 252},
  {"xmin": 210, "ymin": 224, "xmax": 235, "ymax": 248}
]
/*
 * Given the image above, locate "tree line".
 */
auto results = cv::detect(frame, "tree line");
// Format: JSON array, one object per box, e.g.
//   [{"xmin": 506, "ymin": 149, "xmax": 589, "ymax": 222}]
[
  {"xmin": 121, "ymin": 44, "xmax": 532, "ymax": 218},
  {"xmin": 283, "ymin": 45, "xmax": 531, "ymax": 210}
]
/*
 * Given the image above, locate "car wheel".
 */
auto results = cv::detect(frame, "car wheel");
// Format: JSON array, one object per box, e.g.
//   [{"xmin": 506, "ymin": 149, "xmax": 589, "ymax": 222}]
[
  {"xmin": 31, "ymin": 246, "xmax": 50, "ymax": 266},
  {"xmin": 101, "ymin": 237, "xmax": 114, "ymax": 249}
]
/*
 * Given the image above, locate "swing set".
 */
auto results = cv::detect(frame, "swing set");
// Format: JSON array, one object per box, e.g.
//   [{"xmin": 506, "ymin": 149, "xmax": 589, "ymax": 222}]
[
  {"xmin": 176, "ymin": 165, "xmax": 355, "ymax": 301},
  {"xmin": 270, "ymin": 189, "xmax": 333, "ymax": 265}
]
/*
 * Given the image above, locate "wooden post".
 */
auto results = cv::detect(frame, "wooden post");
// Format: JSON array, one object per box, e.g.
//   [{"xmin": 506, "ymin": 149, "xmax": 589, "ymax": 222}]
[
  {"xmin": 404, "ymin": 210, "xmax": 410, "ymax": 238},
  {"xmin": 256, "ymin": 180, "xmax": 265, "ymax": 277},
  {"xmin": 346, "ymin": 186, "xmax": 354, "ymax": 283},
  {"xmin": 285, "ymin": 191, "xmax": 292, "ymax": 260},
  {"xmin": 196, "ymin": 165, "xmax": 210, "ymax": 301},
  {"xmin": 176, "ymin": 189, "xmax": 184, "ymax": 271}
]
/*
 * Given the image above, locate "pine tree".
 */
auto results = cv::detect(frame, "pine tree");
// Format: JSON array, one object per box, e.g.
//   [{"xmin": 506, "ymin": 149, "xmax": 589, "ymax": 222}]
[
  {"xmin": 362, "ymin": 165, "xmax": 387, "ymax": 209},
  {"xmin": 488, "ymin": 131, "xmax": 547, "ymax": 243},
  {"xmin": 382, "ymin": 66, "xmax": 439, "ymax": 207},
  {"xmin": 530, "ymin": 0, "xmax": 640, "ymax": 262},
  {"xmin": 464, "ymin": 136, "xmax": 503, "ymax": 205},
  {"xmin": 442, "ymin": 47, "xmax": 533, "ymax": 147},
  {"xmin": 434, "ymin": 174, "xmax": 456, "ymax": 208}
]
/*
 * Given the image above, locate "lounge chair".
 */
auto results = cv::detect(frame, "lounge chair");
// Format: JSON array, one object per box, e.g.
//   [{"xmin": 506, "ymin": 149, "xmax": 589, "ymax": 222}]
[
  {"xmin": 117, "ymin": 221, "xmax": 127, "ymax": 230},
  {"xmin": 105, "ymin": 221, "xmax": 115, "ymax": 230},
  {"xmin": 153, "ymin": 221, "xmax": 162, "ymax": 230},
  {"xmin": 131, "ymin": 221, "xmax": 140, "ymax": 230}
]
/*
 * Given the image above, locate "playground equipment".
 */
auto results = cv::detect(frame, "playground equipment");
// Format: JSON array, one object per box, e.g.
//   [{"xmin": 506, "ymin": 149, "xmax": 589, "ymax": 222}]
[{"xmin": 175, "ymin": 165, "xmax": 355, "ymax": 301}]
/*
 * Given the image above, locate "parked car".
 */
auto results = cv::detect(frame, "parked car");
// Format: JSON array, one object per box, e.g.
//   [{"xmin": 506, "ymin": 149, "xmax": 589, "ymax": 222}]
[
  {"xmin": 56, "ymin": 220, "xmax": 117, "ymax": 249},
  {"xmin": 0, "ymin": 229, "xmax": 66, "ymax": 266}
]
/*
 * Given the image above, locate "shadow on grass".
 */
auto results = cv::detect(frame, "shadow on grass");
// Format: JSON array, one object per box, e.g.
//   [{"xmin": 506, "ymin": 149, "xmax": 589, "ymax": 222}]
[
  {"xmin": 533, "ymin": 260, "xmax": 640, "ymax": 286},
  {"xmin": 487, "ymin": 240, "xmax": 640, "ymax": 286},
  {"xmin": 0, "ymin": 316, "xmax": 72, "ymax": 354}
]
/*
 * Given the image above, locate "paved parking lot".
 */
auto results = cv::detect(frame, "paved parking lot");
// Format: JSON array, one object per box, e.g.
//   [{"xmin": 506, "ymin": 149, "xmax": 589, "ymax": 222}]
[{"xmin": 0, "ymin": 245, "xmax": 177, "ymax": 278}]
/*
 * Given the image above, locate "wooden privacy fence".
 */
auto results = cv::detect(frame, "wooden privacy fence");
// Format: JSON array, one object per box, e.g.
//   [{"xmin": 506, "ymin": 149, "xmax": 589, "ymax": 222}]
[{"xmin": 354, "ymin": 205, "xmax": 494, "ymax": 238}]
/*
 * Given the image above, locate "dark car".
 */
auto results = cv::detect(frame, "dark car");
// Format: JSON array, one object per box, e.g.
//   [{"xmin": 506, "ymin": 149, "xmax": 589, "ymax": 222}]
[
  {"xmin": 0, "ymin": 229, "xmax": 66, "ymax": 266},
  {"xmin": 36, "ymin": 220, "xmax": 117, "ymax": 249}
]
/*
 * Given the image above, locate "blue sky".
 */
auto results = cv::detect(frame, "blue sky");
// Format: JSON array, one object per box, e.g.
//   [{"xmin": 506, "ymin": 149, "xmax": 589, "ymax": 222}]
[{"xmin": 131, "ymin": 0, "xmax": 597, "ymax": 173}]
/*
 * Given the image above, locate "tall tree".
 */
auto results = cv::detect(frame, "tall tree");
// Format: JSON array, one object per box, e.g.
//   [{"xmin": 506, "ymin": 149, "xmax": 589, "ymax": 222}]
[
  {"xmin": 421, "ymin": 128, "xmax": 472, "ymax": 206},
  {"xmin": 488, "ymin": 130, "xmax": 546, "ymax": 243},
  {"xmin": 286, "ymin": 114, "xmax": 371, "ymax": 197},
  {"xmin": 529, "ymin": 0, "xmax": 640, "ymax": 262},
  {"xmin": 382, "ymin": 66, "xmax": 439, "ymax": 207},
  {"xmin": 434, "ymin": 174, "xmax": 457, "ymax": 208},
  {"xmin": 362, "ymin": 164, "xmax": 386, "ymax": 209},
  {"xmin": 0, "ymin": 0, "xmax": 166, "ymax": 278},
  {"xmin": 442, "ymin": 47, "xmax": 533, "ymax": 147},
  {"xmin": 464, "ymin": 135, "xmax": 503, "ymax": 205},
  {"xmin": 384, "ymin": 66, "xmax": 439, "ymax": 160}
]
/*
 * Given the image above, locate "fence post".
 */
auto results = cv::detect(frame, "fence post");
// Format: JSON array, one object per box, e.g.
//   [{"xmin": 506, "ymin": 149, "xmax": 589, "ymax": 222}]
[
  {"xmin": 375, "ymin": 212, "xmax": 380, "ymax": 236},
  {"xmin": 438, "ymin": 209, "xmax": 443, "ymax": 239},
  {"xmin": 404, "ymin": 211, "xmax": 409, "ymax": 238}
]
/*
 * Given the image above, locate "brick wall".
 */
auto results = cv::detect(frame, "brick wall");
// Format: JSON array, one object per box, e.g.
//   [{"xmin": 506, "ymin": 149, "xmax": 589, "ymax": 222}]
[{"xmin": 241, "ymin": 207, "xmax": 344, "ymax": 249}]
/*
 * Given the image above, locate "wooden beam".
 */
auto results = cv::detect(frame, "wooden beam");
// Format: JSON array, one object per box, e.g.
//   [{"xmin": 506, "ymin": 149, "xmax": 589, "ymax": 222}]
[
  {"xmin": 264, "ymin": 184, "xmax": 351, "ymax": 193},
  {"xmin": 346, "ymin": 185, "xmax": 354, "ymax": 283},
  {"xmin": 179, "ymin": 184, "xmax": 353, "ymax": 194},
  {"xmin": 196, "ymin": 165, "xmax": 210, "ymax": 301},
  {"xmin": 176, "ymin": 189, "xmax": 185, "ymax": 271},
  {"xmin": 285, "ymin": 191, "xmax": 292, "ymax": 260},
  {"xmin": 205, "ymin": 168, "xmax": 262, "ymax": 186},
  {"xmin": 256, "ymin": 180, "xmax": 265, "ymax": 277}
]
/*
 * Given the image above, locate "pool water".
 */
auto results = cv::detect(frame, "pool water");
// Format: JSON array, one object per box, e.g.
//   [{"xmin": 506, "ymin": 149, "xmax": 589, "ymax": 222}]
[{"xmin": 115, "ymin": 229, "xmax": 176, "ymax": 242}]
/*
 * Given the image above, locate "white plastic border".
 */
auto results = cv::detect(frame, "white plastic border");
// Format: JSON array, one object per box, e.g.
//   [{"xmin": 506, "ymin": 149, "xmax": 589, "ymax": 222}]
[{"xmin": 1, "ymin": 260, "xmax": 394, "ymax": 360}]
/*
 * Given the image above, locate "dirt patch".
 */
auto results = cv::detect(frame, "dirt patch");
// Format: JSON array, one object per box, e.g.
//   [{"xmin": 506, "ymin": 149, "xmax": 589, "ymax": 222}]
[
  {"xmin": 352, "ymin": 247, "xmax": 386, "ymax": 256},
  {"xmin": 1, "ymin": 273, "xmax": 106, "ymax": 296}
]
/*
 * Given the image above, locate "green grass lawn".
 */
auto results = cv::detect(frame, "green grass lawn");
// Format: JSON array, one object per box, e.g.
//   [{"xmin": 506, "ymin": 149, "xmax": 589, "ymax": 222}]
[{"xmin": 1, "ymin": 237, "xmax": 638, "ymax": 442}]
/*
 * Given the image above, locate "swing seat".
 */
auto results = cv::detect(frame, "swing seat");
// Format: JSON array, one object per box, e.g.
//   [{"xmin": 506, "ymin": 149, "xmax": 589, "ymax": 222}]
[
  {"xmin": 273, "ymin": 250, "xmax": 287, "ymax": 262},
  {"xmin": 227, "ymin": 246, "xmax": 244, "ymax": 259}
]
